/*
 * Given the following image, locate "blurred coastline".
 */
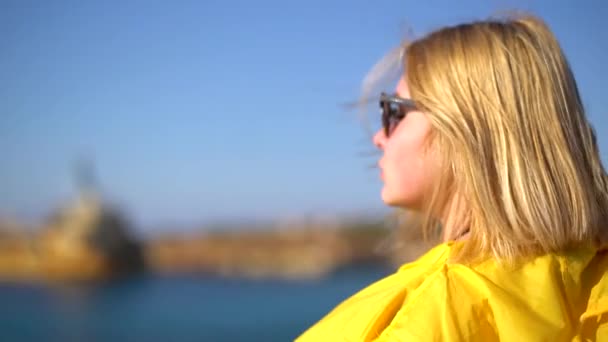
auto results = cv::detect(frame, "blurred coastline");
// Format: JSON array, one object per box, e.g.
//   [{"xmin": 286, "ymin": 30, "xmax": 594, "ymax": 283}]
[
  {"xmin": 0, "ymin": 191, "xmax": 431, "ymax": 284},
  {"xmin": 0, "ymin": 172, "xmax": 432, "ymax": 341}
]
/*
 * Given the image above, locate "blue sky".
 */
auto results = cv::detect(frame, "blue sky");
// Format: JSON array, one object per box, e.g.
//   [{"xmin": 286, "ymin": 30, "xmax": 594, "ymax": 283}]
[{"xmin": 1, "ymin": 0, "xmax": 607, "ymax": 232}]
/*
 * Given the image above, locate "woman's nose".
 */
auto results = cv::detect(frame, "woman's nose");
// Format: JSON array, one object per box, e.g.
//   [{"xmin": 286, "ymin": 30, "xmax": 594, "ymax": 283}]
[{"xmin": 373, "ymin": 129, "xmax": 386, "ymax": 150}]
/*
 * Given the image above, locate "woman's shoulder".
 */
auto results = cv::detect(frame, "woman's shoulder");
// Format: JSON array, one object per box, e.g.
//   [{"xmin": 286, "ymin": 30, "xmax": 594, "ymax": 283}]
[
  {"xmin": 295, "ymin": 243, "xmax": 451, "ymax": 341},
  {"xmin": 375, "ymin": 243, "xmax": 608, "ymax": 341},
  {"xmin": 296, "ymin": 242, "xmax": 608, "ymax": 341}
]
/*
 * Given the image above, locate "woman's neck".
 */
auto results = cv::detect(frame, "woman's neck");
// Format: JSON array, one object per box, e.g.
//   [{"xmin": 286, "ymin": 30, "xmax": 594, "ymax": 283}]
[{"xmin": 440, "ymin": 195, "xmax": 470, "ymax": 242}]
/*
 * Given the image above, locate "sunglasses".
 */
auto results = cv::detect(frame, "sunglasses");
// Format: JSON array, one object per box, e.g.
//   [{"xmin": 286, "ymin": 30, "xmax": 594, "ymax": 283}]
[{"xmin": 379, "ymin": 92, "xmax": 417, "ymax": 137}]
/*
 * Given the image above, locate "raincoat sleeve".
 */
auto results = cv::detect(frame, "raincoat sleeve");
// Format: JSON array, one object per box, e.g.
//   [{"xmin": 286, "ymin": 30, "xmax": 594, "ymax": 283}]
[
  {"xmin": 298, "ymin": 244, "xmax": 608, "ymax": 341},
  {"xmin": 372, "ymin": 264, "xmax": 497, "ymax": 341},
  {"xmin": 373, "ymin": 263, "xmax": 608, "ymax": 341},
  {"xmin": 368, "ymin": 267, "xmax": 486, "ymax": 342}
]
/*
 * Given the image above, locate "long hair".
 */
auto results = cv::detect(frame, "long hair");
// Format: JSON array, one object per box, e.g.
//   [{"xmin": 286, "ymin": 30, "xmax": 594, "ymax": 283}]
[{"xmin": 369, "ymin": 14, "xmax": 608, "ymax": 263}]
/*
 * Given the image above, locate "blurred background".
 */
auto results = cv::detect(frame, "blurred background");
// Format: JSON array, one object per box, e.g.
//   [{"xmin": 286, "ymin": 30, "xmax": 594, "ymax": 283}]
[{"xmin": 1, "ymin": 0, "xmax": 607, "ymax": 341}]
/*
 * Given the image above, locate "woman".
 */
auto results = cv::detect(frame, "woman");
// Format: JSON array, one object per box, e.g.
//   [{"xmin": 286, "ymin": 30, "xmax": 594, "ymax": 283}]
[{"xmin": 296, "ymin": 14, "xmax": 608, "ymax": 341}]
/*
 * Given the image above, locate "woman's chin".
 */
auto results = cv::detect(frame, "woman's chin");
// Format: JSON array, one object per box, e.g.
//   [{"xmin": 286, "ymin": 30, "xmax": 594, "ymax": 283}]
[
  {"xmin": 380, "ymin": 188, "xmax": 400, "ymax": 206},
  {"xmin": 381, "ymin": 187, "xmax": 420, "ymax": 209}
]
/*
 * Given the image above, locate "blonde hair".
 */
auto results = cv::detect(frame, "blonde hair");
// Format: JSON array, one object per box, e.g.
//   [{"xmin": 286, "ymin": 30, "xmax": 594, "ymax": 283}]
[{"xmin": 368, "ymin": 14, "xmax": 608, "ymax": 263}]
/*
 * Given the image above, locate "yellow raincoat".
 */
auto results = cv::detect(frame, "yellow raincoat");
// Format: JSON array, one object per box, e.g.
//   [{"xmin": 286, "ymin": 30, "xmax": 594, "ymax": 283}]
[{"xmin": 296, "ymin": 242, "xmax": 608, "ymax": 341}]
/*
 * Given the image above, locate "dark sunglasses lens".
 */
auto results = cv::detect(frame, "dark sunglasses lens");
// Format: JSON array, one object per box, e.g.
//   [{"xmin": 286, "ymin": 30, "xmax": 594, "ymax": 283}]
[
  {"xmin": 380, "ymin": 100, "xmax": 404, "ymax": 136},
  {"xmin": 380, "ymin": 100, "xmax": 389, "ymax": 136},
  {"xmin": 389, "ymin": 104, "xmax": 403, "ymax": 135}
]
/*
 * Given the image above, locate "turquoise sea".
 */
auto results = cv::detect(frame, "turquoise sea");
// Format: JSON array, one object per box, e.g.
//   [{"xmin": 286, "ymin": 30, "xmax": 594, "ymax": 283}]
[{"xmin": 0, "ymin": 264, "xmax": 393, "ymax": 341}]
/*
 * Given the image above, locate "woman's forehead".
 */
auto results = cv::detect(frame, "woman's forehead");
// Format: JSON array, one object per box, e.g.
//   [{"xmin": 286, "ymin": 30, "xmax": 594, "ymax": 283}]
[{"xmin": 396, "ymin": 78, "xmax": 410, "ymax": 98}]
